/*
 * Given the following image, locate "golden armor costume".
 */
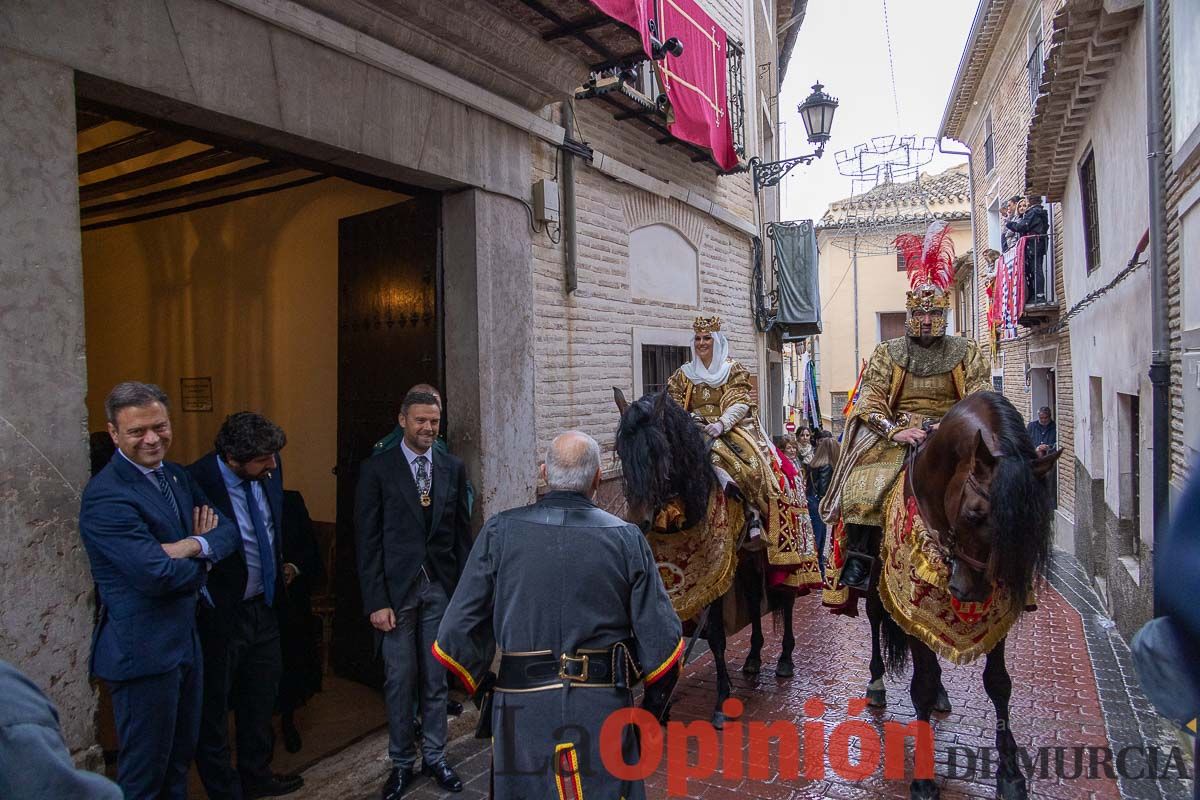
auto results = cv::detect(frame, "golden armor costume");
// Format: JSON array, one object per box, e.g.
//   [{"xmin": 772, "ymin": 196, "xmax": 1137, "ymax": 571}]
[
  {"xmin": 667, "ymin": 317, "xmax": 820, "ymax": 586},
  {"xmin": 820, "ymin": 222, "xmax": 991, "ymax": 610}
]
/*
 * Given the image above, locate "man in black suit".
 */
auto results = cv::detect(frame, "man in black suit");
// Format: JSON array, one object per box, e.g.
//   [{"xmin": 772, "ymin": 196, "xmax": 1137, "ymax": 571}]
[
  {"xmin": 189, "ymin": 413, "xmax": 303, "ymax": 799},
  {"xmin": 356, "ymin": 389, "xmax": 471, "ymax": 798}
]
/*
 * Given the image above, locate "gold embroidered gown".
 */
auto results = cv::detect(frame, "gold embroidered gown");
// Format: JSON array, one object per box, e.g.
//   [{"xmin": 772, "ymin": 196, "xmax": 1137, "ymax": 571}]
[{"xmin": 667, "ymin": 361, "xmax": 820, "ymax": 583}]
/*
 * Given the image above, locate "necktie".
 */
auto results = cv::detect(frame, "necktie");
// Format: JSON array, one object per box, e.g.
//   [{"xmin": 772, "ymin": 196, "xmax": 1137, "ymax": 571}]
[
  {"xmin": 153, "ymin": 467, "xmax": 182, "ymax": 523},
  {"xmin": 243, "ymin": 481, "xmax": 276, "ymax": 606},
  {"xmin": 416, "ymin": 456, "xmax": 431, "ymax": 507}
]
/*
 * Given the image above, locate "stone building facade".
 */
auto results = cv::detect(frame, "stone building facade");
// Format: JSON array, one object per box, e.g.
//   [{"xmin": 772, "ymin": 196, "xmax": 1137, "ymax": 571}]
[
  {"xmin": 0, "ymin": 0, "xmax": 806, "ymax": 761},
  {"xmin": 941, "ymin": 0, "xmax": 1194, "ymax": 639}
]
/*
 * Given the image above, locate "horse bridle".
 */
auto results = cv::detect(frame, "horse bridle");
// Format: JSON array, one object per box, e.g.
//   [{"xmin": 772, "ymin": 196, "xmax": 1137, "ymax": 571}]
[{"xmin": 904, "ymin": 430, "xmax": 992, "ymax": 574}]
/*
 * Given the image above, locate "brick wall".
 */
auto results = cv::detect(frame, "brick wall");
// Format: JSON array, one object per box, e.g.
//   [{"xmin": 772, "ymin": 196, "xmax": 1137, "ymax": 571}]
[
  {"xmin": 964, "ymin": 0, "xmax": 1075, "ymax": 519},
  {"xmin": 530, "ymin": 110, "xmax": 760, "ymax": 467}
]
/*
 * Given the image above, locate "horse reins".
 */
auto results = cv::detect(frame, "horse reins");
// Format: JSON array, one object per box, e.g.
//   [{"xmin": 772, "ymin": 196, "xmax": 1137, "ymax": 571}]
[{"xmin": 903, "ymin": 427, "xmax": 992, "ymax": 573}]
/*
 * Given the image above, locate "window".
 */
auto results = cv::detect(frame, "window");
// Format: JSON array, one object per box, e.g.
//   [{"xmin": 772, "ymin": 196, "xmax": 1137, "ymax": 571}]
[
  {"xmin": 1027, "ymin": 12, "xmax": 1044, "ymax": 107},
  {"xmin": 896, "ymin": 250, "xmax": 906, "ymax": 271},
  {"xmin": 984, "ymin": 115, "xmax": 995, "ymax": 173},
  {"xmin": 727, "ymin": 39, "xmax": 746, "ymax": 158},
  {"xmin": 879, "ymin": 312, "xmax": 907, "ymax": 341},
  {"xmin": 1080, "ymin": 149, "xmax": 1101, "ymax": 273},
  {"xmin": 642, "ymin": 344, "xmax": 691, "ymax": 395}
]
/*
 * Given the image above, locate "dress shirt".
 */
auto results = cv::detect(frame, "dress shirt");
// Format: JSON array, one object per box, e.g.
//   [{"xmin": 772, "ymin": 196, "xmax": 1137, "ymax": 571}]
[
  {"xmin": 399, "ymin": 439, "xmax": 434, "ymax": 488},
  {"xmin": 217, "ymin": 459, "xmax": 277, "ymax": 600},
  {"xmin": 118, "ymin": 450, "xmax": 212, "ymax": 558}
]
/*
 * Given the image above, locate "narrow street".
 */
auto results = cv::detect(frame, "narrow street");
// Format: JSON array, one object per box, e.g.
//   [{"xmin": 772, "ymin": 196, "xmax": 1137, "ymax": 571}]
[{"xmin": 291, "ymin": 552, "xmax": 1191, "ymax": 800}]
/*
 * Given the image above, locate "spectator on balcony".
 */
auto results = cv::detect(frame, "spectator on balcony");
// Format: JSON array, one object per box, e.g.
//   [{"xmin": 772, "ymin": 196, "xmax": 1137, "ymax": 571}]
[
  {"xmin": 1000, "ymin": 194, "xmax": 1022, "ymax": 253},
  {"xmin": 1006, "ymin": 194, "xmax": 1049, "ymax": 304}
]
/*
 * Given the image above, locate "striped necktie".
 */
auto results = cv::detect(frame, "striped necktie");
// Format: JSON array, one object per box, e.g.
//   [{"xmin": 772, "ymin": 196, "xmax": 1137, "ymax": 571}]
[{"xmin": 153, "ymin": 466, "xmax": 182, "ymax": 523}]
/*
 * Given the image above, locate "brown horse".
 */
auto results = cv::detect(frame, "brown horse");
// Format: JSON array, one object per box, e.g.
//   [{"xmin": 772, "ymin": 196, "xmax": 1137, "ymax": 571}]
[{"xmin": 868, "ymin": 391, "xmax": 1061, "ymax": 800}]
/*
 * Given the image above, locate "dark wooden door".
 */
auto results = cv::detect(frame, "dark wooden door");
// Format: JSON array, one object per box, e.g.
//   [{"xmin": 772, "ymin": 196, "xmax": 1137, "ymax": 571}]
[{"xmin": 332, "ymin": 197, "xmax": 440, "ymax": 687}]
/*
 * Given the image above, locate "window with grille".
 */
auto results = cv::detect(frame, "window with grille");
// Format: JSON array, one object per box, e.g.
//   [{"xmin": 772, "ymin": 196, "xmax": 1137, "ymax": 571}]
[
  {"xmin": 896, "ymin": 250, "xmax": 906, "ymax": 271},
  {"xmin": 1080, "ymin": 149, "xmax": 1101, "ymax": 273},
  {"xmin": 1027, "ymin": 13, "xmax": 1044, "ymax": 106},
  {"xmin": 642, "ymin": 344, "xmax": 691, "ymax": 395},
  {"xmin": 984, "ymin": 115, "xmax": 995, "ymax": 173}
]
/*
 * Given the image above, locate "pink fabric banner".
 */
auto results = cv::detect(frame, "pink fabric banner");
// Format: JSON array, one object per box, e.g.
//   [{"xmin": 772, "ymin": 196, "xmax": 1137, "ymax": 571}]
[{"xmin": 589, "ymin": 0, "xmax": 740, "ymax": 171}]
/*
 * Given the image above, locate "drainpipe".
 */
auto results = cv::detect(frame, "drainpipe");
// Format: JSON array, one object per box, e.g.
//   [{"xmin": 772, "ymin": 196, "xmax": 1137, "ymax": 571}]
[
  {"xmin": 563, "ymin": 102, "xmax": 578, "ymax": 294},
  {"xmin": 1144, "ymin": 0, "xmax": 1170, "ymax": 617}
]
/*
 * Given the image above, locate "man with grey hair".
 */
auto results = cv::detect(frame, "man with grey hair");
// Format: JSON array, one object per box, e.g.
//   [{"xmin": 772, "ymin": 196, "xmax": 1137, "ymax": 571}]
[
  {"xmin": 79, "ymin": 382, "xmax": 239, "ymax": 800},
  {"xmin": 433, "ymin": 431, "xmax": 682, "ymax": 799}
]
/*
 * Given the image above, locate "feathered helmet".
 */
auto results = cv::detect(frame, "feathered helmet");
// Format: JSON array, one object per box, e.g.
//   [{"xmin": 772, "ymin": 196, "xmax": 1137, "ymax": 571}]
[{"xmin": 894, "ymin": 221, "xmax": 955, "ymax": 337}]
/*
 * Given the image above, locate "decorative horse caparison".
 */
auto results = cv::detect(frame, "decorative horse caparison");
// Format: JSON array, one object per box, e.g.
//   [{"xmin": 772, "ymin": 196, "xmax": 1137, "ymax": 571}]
[
  {"xmin": 859, "ymin": 391, "xmax": 1062, "ymax": 800},
  {"xmin": 613, "ymin": 388, "xmax": 805, "ymax": 728}
]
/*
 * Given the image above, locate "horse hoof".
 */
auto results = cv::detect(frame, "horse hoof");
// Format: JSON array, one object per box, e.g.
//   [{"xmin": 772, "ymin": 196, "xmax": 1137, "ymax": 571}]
[
  {"xmin": 711, "ymin": 710, "xmax": 725, "ymax": 730},
  {"xmin": 775, "ymin": 659, "xmax": 794, "ymax": 679},
  {"xmin": 866, "ymin": 688, "xmax": 887, "ymax": 708},
  {"xmin": 910, "ymin": 779, "xmax": 939, "ymax": 800},
  {"xmin": 741, "ymin": 657, "xmax": 761, "ymax": 676},
  {"xmin": 934, "ymin": 687, "xmax": 952, "ymax": 714},
  {"xmin": 997, "ymin": 774, "xmax": 1027, "ymax": 800}
]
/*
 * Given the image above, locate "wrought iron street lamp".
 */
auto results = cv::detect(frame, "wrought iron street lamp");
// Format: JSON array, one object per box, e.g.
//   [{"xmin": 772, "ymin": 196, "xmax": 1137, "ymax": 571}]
[{"xmin": 751, "ymin": 82, "xmax": 839, "ymax": 194}]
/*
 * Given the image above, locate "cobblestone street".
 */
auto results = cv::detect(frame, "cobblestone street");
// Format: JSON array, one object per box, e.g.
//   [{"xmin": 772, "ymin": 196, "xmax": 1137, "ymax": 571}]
[{"xmin": 294, "ymin": 553, "xmax": 1193, "ymax": 800}]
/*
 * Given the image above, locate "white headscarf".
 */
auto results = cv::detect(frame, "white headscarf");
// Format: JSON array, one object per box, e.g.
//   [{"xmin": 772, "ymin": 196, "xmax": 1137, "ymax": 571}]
[{"xmin": 681, "ymin": 331, "xmax": 734, "ymax": 387}]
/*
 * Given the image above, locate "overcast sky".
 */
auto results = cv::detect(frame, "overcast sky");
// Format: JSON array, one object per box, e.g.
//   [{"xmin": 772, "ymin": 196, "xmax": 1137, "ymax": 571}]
[{"xmin": 777, "ymin": 0, "xmax": 978, "ymax": 222}]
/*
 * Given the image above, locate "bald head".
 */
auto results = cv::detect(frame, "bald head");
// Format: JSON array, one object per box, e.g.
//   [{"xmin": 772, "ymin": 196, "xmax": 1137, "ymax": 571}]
[{"xmin": 543, "ymin": 431, "xmax": 602, "ymax": 495}]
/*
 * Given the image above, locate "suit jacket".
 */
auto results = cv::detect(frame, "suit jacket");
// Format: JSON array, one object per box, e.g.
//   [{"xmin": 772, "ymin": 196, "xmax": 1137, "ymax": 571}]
[
  {"xmin": 187, "ymin": 451, "xmax": 287, "ymax": 631},
  {"xmin": 80, "ymin": 453, "xmax": 239, "ymax": 682},
  {"xmin": 355, "ymin": 444, "xmax": 471, "ymax": 614}
]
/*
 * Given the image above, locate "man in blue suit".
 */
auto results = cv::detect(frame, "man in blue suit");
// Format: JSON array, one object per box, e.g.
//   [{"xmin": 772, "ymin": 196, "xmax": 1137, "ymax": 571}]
[
  {"xmin": 189, "ymin": 413, "xmax": 303, "ymax": 799},
  {"xmin": 80, "ymin": 382, "xmax": 239, "ymax": 800}
]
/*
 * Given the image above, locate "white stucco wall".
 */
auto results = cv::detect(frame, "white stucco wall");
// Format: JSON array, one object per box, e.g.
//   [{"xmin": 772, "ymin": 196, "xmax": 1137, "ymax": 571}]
[{"xmin": 1061, "ymin": 18, "xmax": 1153, "ymax": 539}]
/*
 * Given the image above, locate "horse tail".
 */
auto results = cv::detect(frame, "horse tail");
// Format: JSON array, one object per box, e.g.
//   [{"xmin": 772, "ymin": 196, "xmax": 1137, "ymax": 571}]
[{"xmin": 880, "ymin": 609, "xmax": 910, "ymax": 675}]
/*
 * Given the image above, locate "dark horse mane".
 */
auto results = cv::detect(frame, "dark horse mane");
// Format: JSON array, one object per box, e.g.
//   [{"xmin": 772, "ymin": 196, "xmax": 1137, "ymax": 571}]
[
  {"xmin": 954, "ymin": 391, "xmax": 1055, "ymax": 596},
  {"xmin": 615, "ymin": 390, "xmax": 716, "ymax": 528}
]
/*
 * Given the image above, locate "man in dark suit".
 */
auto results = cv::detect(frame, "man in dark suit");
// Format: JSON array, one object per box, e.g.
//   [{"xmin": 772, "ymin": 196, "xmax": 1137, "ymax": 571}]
[
  {"xmin": 188, "ymin": 413, "xmax": 304, "ymax": 799},
  {"xmin": 80, "ymin": 382, "xmax": 239, "ymax": 800},
  {"xmin": 356, "ymin": 389, "xmax": 471, "ymax": 798}
]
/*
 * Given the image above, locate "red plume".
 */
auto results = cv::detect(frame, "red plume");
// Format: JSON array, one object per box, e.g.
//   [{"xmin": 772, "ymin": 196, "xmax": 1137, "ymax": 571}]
[{"xmin": 894, "ymin": 222, "xmax": 955, "ymax": 291}]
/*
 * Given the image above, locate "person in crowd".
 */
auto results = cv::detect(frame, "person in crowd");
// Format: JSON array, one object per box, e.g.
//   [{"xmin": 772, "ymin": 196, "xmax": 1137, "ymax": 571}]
[
  {"xmin": 806, "ymin": 430, "xmax": 840, "ymax": 575},
  {"xmin": 1026, "ymin": 406, "xmax": 1057, "ymax": 457},
  {"xmin": 433, "ymin": 431, "xmax": 683, "ymax": 800},
  {"xmin": 278, "ymin": 488, "xmax": 325, "ymax": 754},
  {"xmin": 0, "ymin": 658, "xmax": 123, "ymax": 798},
  {"xmin": 1006, "ymin": 194, "xmax": 1050, "ymax": 303},
  {"xmin": 795, "ymin": 427, "xmax": 814, "ymax": 466},
  {"xmin": 356, "ymin": 389, "xmax": 472, "ymax": 798},
  {"xmin": 188, "ymin": 413, "xmax": 303, "ymax": 799},
  {"xmin": 79, "ymin": 382, "xmax": 239, "ymax": 800}
]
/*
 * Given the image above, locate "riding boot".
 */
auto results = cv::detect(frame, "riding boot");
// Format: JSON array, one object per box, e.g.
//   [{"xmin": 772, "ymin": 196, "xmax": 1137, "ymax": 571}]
[{"xmin": 839, "ymin": 524, "xmax": 876, "ymax": 591}]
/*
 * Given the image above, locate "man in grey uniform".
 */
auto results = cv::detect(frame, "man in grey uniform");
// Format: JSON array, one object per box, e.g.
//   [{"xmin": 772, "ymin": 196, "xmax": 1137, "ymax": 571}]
[{"xmin": 433, "ymin": 431, "xmax": 683, "ymax": 800}]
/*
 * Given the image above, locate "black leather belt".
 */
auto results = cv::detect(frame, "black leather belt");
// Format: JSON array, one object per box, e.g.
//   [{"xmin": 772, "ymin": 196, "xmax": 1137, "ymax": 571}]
[{"xmin": 496, "ymin": 640, "xmax": 640, "ymax": 692}]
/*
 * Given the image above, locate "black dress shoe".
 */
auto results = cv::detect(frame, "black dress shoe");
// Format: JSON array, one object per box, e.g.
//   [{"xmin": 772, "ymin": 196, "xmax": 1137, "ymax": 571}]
[
  {"xmin": 242, "ymin": 773, "xmax": 304, "ymax": 798},
  {"xmin": 446, "ymin": 699, "xmax": 464, "ymax": 717},
  {"xmin": 422, "ymin": 760, "xmax": 463, "ymax": 793},
  {"xmin": 381, "ymin": 767, "xmax": 417, "ymax": 800}
]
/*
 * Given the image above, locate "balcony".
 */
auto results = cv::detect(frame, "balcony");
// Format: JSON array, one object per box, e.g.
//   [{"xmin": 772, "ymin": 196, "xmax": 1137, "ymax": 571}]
[
  {"xmin": 574, "ymin": 41, "xmax": 747, "ymax": 169},
  {"xmin": 1013, "ymin": 233, "xmax": 1060, "ymax": 329}
]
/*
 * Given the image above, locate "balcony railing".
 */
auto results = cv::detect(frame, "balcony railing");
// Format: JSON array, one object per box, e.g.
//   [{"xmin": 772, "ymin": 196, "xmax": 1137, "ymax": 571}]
[
  {"xmin": 727, "ymin": 40, "xmax": 746, "ymax": 158},
  {"xmin": 1026, "ymin": 40, "xmax": 1044, "ymax": 108}
]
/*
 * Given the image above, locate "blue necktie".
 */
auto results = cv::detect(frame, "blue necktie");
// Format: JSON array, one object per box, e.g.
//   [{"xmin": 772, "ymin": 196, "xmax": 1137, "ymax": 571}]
[
  {"xmin": 153, "ymin": 466, "xmax": 182, "ymax": 524},
  {"xmin": 243, "ymin": 481, "xmax": 276, "ymax": 606}
]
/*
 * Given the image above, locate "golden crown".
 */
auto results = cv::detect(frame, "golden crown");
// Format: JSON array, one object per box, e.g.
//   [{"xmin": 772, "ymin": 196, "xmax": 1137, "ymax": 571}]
[{"xmin": 693, "ymin": 315, "xmax": 722, "ymax": 333}]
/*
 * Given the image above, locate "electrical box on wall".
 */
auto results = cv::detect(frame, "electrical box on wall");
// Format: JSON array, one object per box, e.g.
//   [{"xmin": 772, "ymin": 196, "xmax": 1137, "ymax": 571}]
[{"xmin": 532, "ymin": 179, "xmax": 560, "ymax": 224}]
